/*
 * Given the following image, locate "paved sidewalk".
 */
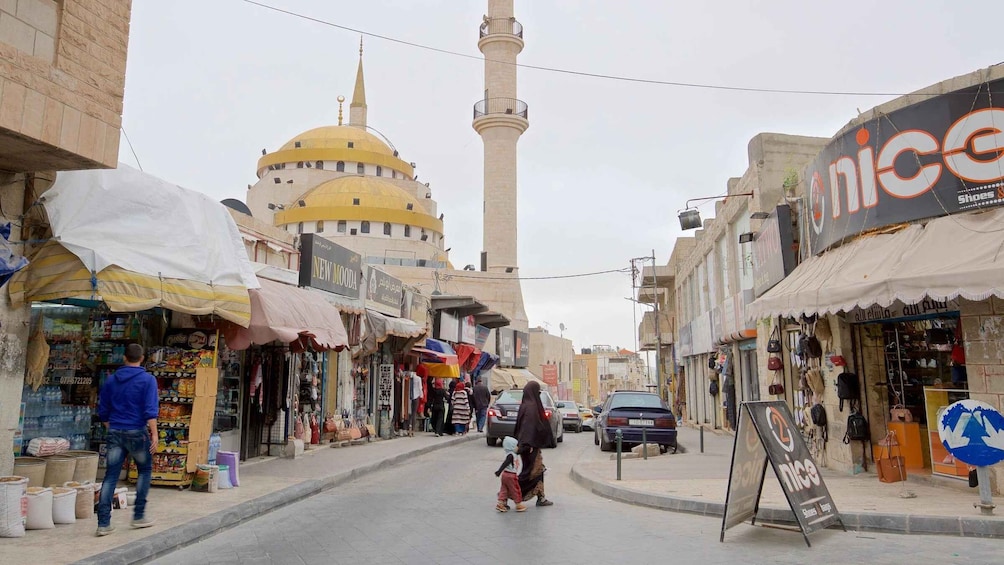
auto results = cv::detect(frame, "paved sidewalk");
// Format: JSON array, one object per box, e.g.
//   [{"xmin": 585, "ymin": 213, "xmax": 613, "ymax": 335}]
[
  {"xmin": 570, "ymin": 426, "xmax": 1004, "ymax": 538},
  {"xmin": 5, "ymin": 432, "xmax": 478, "ymax": 565}
]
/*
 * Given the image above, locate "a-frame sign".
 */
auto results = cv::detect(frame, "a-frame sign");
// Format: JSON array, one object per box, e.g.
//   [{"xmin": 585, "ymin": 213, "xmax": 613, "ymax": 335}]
[{"xmin": 720, "ymin": 401, "xmax": 845, "ymax": 546}]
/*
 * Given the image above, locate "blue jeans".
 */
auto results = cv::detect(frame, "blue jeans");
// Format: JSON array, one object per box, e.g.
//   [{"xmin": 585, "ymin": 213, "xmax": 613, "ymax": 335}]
[
  {"xmin": 454, "ymin": 423, "xmax": 467, "ymax": 435},
  {"xmin": 98, "ymin": 428, "xmax": 152, "ymax": 527},
  {"xmin": 475, "ymin": 408, "xmax": 487, "ymax": 432}
]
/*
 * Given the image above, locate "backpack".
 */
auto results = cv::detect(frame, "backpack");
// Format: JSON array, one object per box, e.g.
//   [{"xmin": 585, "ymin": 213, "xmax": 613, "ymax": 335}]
[
  {"xmin": 810, "ymin": 403, "xmax": 828, "ymax": 442},
  {"xmin": 836, "ymin": 372, "xmax": 859, "ymax": 411},
  {"xmin": 843, "ymin": 412, "xmax": 869, "ymax": 443},
  {"xmin": 709, "ymin": 379, "xmax": 719, "ymax": 396}
]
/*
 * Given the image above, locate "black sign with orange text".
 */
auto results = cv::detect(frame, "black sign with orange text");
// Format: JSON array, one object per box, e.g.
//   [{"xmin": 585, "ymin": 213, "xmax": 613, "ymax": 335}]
[
  {"xmin": 752, "ymin": 205, "xmax": 795, "ymax": 298},
  {"xmin": 721, "ymin": 401, "xmax": 843, "ymax": 546}
]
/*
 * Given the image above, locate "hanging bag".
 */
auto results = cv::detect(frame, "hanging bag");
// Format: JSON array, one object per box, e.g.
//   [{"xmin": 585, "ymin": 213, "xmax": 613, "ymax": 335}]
[
  {"xmin": 836, "ymin": 372, "xmax": 859, "ymax": 411},
  {"xmin": 877, "ymin": 432, "xmax": 906, "ymax": 483},
  {"xmin": 890, "ymin": 404, "xmax": 913, "ymax": 423},
  {"xmin": 767, "ymin": 355, "xmax": 783, "ymax": 371},
  {"xmin": 767, "ymin": 326, "xmax": 782, "ymax": 353},
  {"xmin": 768, "ymin": 371, "xmax": 784, "ymax": 396}
]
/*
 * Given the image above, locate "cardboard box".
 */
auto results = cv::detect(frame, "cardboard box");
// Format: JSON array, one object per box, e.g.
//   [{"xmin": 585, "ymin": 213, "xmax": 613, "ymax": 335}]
[{"xmin": 196, "ymin": 367, "xmax": 219, "ymax": 397}]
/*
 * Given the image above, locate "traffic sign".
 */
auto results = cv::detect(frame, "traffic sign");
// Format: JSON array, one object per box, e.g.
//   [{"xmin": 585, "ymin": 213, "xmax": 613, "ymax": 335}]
[{"xmin": 937, "ymin": 399, "xmax": 1004, "ymax": 467}]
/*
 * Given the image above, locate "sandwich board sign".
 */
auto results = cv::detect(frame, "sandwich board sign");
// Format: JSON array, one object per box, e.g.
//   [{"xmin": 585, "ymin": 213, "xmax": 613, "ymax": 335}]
[{"xmin": 721, "ymin": 401, "xmax": 845, "ymax": 546}]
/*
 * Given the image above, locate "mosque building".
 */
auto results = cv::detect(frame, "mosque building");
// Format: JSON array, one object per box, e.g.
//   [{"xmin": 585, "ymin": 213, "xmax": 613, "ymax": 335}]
[{"xmin": 245, "ymin": 2, "xmax": 530, "ymax": 333}]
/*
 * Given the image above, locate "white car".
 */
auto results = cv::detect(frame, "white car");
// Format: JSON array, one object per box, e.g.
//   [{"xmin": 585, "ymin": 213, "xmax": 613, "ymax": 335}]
[
  {"xmin": 578, "ymin": 403, "xmax": 595, "ymax": 430},
  {"xmin": 555, "ymin": 400, "xmax": 583, "ymax": 433}
]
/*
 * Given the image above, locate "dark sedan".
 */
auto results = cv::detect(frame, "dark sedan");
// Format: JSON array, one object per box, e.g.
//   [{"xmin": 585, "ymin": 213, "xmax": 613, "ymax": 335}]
[
  {"xmin": 594, "ymin": 391, "xmax": 677, "ymax": 453},
  {"xmin": 486, "ymin": 388, "xmax": 563, "ymax": 448}
]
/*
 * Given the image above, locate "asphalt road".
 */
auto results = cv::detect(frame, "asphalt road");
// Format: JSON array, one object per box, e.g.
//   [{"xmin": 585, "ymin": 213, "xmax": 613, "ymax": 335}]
[{"xmin": 150, "ymin": 431, "xmax": 1001, "ymax": 565}]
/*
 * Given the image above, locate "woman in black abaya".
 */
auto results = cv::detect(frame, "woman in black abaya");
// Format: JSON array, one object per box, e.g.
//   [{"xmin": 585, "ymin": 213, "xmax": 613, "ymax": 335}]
[{"xmin": 513, "ymin": 381, "xmax": 554, "ymax": 506}]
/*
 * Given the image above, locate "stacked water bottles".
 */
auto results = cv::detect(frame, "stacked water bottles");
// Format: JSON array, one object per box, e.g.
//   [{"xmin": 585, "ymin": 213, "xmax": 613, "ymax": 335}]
[{"xmin": 21, "ymin": 385, "xmax": 92, "ymax": 452}]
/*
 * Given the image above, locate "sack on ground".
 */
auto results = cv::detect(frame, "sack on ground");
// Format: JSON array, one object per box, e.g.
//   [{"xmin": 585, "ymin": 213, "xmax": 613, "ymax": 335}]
[
  {"xmin": 0, "ymin": 476, "xmax": 28, "ymax": 538},
  {"xmin": 50, "ymin": 487, "xmax": 76, "ymax": 524},
  {"xmin": 25, "ymin": 487, "xmax": 53, "ymax": 530}
]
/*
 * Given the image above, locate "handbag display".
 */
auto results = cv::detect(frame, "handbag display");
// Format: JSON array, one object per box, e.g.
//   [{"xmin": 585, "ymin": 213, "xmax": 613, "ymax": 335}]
[
  {"xmin": 890, "ymin": 404, "xmax": 913, "ymax": 423},
  {"xmin": 877, "ymin": 438, "xmax": 907, "ymax": 483},
  {"xmin": 767, "ymin": 326, "xmax": 782, "ymax": 353},
  {"xmin": 768, "ymin": 383, "xmax": 785, "ymax": 395},
  {"xmin": 767, "ymin": 355, "xmax": 783, "ymax": 371}
]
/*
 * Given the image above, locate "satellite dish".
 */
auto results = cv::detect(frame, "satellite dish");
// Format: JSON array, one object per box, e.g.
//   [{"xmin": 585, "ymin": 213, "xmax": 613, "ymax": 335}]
[
  {"xmin": 559, "ymin": 323, "xmax": 566, "ymax": 332},
  {"xmin": 221, "ymin": 198, "xmax": 252, "ymax": 216}
]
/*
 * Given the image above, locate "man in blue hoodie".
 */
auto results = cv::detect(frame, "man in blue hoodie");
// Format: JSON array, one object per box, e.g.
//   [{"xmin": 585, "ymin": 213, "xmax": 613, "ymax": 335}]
[{"xmin": 96, "ymin": 343, "xmax": 159, "ymax": 536}]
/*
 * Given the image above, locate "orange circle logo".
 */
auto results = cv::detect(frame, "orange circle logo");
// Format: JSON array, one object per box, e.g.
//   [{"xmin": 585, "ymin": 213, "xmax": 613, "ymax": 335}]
[{"xmin": 766, "ymin": 406, "xmax": 795, "ymax": 453}]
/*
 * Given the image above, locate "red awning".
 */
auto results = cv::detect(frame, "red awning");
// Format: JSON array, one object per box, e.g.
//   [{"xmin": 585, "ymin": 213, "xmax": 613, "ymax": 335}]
[
  {"xmin": 225, "ymin": 278, "xmax": 348, "ymax": 351},
  {"xmin": 411, "ymin": 346, "xmax": 459, "ymax": 365}
]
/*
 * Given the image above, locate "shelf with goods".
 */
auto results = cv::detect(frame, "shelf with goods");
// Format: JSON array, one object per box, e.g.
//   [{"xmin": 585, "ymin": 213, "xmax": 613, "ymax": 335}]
[{"xmin": 126, "ymin": 337, "xmax": 220, "ymax": 488}]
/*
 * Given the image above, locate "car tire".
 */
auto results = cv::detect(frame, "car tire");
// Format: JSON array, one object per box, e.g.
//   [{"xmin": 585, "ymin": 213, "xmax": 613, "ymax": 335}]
[
  {"xmin": 659, "ymin": 444, "xmax": 668, "ymax": 454},
  {"xmin": 594, "ymin": 429, "xmax": 599, "ymax": 445},
  {"xmin": 557, "ymin": 432, "xmax": 563, "ymax": 443},
  {"xmin": 599, "ymin": 430, "xmax": 612, "ymax": 452},
  {"xmin": 576, "ymin": 423, "xmax": 582, "ymax": 433},
  {"xmin": 486, "ymin": 436, "xmax": 497, "ymax": 447}
]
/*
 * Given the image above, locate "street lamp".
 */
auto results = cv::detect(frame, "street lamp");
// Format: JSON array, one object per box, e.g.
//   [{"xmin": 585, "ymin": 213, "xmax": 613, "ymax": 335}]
[{"xmin": 678, "ymin": 193, "xmax": 754, "ymax": 230}]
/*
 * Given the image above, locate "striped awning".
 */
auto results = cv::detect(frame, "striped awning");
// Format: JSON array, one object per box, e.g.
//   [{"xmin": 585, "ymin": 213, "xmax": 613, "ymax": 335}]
[{"xmin": 9, "ymin": 240, "xmax": 252, "ymax": 327}]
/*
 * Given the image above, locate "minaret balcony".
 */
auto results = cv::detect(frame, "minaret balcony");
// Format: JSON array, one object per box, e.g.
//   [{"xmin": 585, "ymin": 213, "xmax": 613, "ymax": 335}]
[
  {"xmin": 479, "ymin": 17, "xmax": 523, "ymax": 39},
  {"xmin": 472, "ymin": 98, "xmax": 529, "ymax": 133},
  {"xmin": 478, "ymin": 17, "xmax": 524, "ymax": 51}
]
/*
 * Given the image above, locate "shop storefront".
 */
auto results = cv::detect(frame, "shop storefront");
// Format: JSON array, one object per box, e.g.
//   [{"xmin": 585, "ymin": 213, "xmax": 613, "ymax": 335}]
[
  {"xmin": 224, "ymin": 278, "xmax": 349, "ymax": 459},
  {"xmin": 357, "ymin": 266, "xmax": 425, "ymax": 439},
  {"xmin": 748, "ymin": 67, "xmax": 1004, "ymax": 488},
  {"xmin": 10, "ymin": 166, "xmax": 258, "ymax": 483}
]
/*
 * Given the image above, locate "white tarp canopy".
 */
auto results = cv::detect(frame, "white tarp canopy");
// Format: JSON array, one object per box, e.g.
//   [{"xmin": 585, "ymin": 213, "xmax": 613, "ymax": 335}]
[
  {"xmin": 42, "ymin": 164, "xmax": 258, "ymax": 289},
  {"xmin": 747, "ymin": 208, "xmax": 1004, "ymax": 320}
]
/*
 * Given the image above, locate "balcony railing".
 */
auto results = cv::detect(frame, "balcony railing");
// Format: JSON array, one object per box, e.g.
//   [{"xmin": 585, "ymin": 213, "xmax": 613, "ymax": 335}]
[
  {"xmin": 479, "ymin": 17, "xmax": 523, "ymax": 39},
  {"xmin": 473, "ymin": 97, "xmax": 528, "ymax": 120}
]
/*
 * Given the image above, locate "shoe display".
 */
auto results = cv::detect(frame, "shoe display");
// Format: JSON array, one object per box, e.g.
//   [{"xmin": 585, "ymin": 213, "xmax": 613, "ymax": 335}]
[{"xmin": 96, "ymin": 525, "xmax": 115, "ymax": 537}]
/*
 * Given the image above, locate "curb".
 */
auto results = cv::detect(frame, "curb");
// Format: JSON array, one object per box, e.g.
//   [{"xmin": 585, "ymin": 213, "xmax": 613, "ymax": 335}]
[
  {"xmin": 568, "ymin": 464, "xmax": 1004, "ymax": 539},
  {"xmin": 73, "ymin": 434, "xmax": 479, "ymax": 565}
]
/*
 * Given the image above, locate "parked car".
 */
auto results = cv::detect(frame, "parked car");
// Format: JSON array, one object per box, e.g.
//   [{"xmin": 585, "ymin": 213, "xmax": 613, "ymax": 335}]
[
  {"xmin": 594, "ymin": 391, "xmax": 677, "ymax": 454},
  {"xmin": 486, "ymin": 388, "xmax": 563, "ymax": 447},
  {"xmin": 555, "ymin": 400, "xmax": 582, "ymax": 433},
  {"xmin": 578, "ymin": 404, "xmax": 595, "ymax": 430}
]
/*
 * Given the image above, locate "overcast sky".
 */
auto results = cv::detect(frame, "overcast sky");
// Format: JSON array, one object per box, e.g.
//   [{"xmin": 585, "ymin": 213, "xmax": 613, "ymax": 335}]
[{"xmin": 120, "ymin": 0, "xmax": 1003, "ymax": 356}]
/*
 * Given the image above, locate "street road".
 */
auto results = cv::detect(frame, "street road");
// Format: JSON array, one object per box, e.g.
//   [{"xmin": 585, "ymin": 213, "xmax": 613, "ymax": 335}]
[{"xmin": 151, "ymin": 432, "xmax": 1000, "ymax": 565}]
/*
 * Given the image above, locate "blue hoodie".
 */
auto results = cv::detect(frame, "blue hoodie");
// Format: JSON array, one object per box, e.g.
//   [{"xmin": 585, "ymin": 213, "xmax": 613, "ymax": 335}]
[{"xmin": 98, "ymin": 366, "xmax": 159, "ymax": 430}]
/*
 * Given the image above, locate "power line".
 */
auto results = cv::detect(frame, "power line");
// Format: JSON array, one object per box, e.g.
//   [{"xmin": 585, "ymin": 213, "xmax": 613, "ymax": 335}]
[
  {"xmin": 443, "ymin": 267, "xmax": 631, "ymax": 281},
  {"xmin": 121, "ymin": 127, "xmax": 143, "ymax": 171},
  {"xmin": 238, "ymin": 0, "xmax": 930, "ymax": 98}
]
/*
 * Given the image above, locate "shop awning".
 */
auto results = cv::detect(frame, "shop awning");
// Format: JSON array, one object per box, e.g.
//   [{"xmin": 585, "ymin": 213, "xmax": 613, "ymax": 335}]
[
  {"xmin": 9, "ymin": 165, "xmax": 258, "ymax": 326},
  {"xmin": 493, "ymin": 367, "xmax": 543, "ymax": 390},
  {"xmin": 225, "ymin": 278, "xmax": 348, "ymax": 351},
  {"xmin": 361, "ymin": 309, "xmax": 426, "ymax": 355},
  {"xmin": 413, "ymin": 337, "xmax": 460, "ymax": 377},
  {"xmin": 488, "ymin": 367, "xmax": 517, "ymax": 392},
  {"xmin": 747, "ymin": 208, "xmax": 1004, "ymax": 320},
  {"xmin": 10, "ymin": 240, "xmax": 253, "ymax": 326}
]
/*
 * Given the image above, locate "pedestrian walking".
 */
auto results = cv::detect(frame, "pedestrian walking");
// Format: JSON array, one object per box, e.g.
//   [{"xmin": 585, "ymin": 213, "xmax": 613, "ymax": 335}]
[
  {"xmin": 428, "ymin": 379, "xmax": 447, "ymax": 436},
  {"xmin": 471, "ymin": 378, "xmax": 491, "ymax": 433},
  {"xmin": 494, "ymin": 436, "xmax": 526, "ymax": 512},
  {"xmin": 514, "ymin": 381, "xmax": 554, "ymax": 507},
  {"xmin": 96, "ymin": 343, "xmax": 159, "ymax": 536},
  {"xmin": 451, "ymin": 381, "xmax": 472, "ymax": 435}
]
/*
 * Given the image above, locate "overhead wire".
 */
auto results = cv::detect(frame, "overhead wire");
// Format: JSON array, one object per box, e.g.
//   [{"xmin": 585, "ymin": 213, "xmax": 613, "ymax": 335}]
[{"xmin": 238, "ymin": 0, "xmax": 948, "ymax": 98}]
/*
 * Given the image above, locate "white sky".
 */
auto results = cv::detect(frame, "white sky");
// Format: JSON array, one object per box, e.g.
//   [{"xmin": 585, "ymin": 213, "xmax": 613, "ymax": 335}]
[{"xmin": 120, "ymin": 0, "xmax": 1004, "ymax": 355}]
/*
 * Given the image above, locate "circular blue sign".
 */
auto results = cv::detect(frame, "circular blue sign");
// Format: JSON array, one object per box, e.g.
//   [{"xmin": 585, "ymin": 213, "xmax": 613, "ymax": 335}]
[{"xmin": 937, "ymin": 400, "xmax": 1004, "ymax": 467}]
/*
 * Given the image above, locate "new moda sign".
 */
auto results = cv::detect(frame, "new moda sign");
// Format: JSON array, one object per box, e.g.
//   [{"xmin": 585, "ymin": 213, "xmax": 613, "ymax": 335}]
[
  {"xmin": 298, "ymin": 234, "xmax": 361, "ymax": 298},
  {"xmin": 721, "ymin": 401, "xmax": 844, "ymax": 546},
  {"xmin": 805, "ymin": 75, "xmax": 1004, "ymax": 255}
]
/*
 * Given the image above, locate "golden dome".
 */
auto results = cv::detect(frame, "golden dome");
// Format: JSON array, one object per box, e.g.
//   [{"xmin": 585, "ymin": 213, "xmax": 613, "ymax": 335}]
[
  {"xmin": 279, "ymin": 126, "xmax": 395, "ymax": 157},
  {"xmin": 302, "ymin": 175, "xmax": 422, "ymax": 210},
  {"xmin": 274, "ymin": 175, "xmax": 443, "ymax": 234}
]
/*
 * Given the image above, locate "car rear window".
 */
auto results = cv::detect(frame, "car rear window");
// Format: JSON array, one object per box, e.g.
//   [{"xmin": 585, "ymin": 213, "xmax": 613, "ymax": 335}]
[
  {"xmin": 608, "ymin": 393, "xmax": 665, "ymax": 410},
  {"xmin": 496, "ymin": 390, "xmax": 553, "ymax": 407},
  {"xmin": 556, "ymin": 401, "xmax": 574, "ymax": 409}
]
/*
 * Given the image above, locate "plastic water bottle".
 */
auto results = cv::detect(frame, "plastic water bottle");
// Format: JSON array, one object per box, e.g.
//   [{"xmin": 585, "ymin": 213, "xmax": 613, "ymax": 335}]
[{"xmin": 208, "ymin": 433, "xmax": 221, "ymax": 465}]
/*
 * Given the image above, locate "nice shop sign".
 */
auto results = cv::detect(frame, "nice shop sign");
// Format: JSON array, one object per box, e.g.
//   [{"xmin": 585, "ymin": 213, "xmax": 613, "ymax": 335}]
[{"xmin": 805, "ymin": 75, "xmax": 1004, "ymax": 255}]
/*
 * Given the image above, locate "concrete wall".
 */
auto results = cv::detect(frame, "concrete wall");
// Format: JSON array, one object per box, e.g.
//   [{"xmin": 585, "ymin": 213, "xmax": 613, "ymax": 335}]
[
  {"xmin": 958, "ymin": 297, "xmax": 1004, "ymax": 494},
  {"xmin": 528, "ymin": 327, "xmax": 573, "ymax": 387}
]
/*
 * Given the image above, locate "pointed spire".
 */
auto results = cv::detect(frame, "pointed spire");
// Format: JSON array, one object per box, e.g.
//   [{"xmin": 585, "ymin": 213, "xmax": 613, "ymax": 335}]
[{"xmin": 349, "ymin": 37, "xmax": 368, "ymax": 128}]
